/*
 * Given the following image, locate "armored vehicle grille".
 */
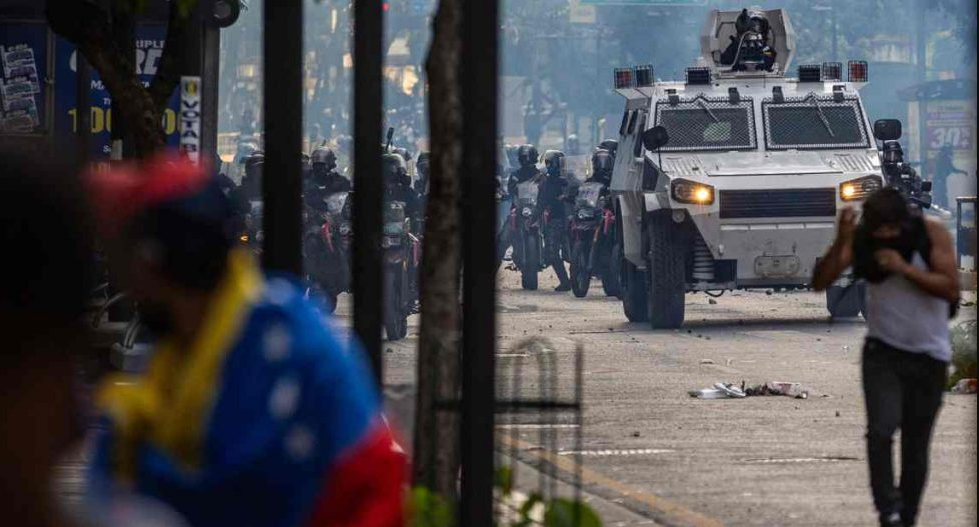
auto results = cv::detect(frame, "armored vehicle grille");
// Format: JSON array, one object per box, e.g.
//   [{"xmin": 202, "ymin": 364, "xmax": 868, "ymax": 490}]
[{"xmin": 719, "ymin": 188, "xmax": 836, "ymax": 219}]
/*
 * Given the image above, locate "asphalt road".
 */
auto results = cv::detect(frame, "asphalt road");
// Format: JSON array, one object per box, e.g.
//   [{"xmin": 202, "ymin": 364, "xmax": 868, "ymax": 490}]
[{"xmin": 375, "ymin": 269, "xmax": 978, "ymax": 527}]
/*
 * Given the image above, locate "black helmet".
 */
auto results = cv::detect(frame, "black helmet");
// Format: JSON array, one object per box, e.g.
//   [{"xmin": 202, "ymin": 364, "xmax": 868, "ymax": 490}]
[
  {"xmin": 311, "ymin": 146, "xmax": 337, "ymax": 169},
  {"xmin": 542, "ymin": 150, "xmax": 565, "ymax": 173},
  {"xmin": 597, "ymin": 139, "xmax": 618, "ymax": 157},
  {"xmin": 382, "ymin": 153, "xmax": 408, "ymax": 182},
  {"xmin": 592, "ymin": 149, "xmax": 613, "ymax": 174},
  {"xmin": 517, "ymin": 144, "xmax": 539, "ymax": 167}
]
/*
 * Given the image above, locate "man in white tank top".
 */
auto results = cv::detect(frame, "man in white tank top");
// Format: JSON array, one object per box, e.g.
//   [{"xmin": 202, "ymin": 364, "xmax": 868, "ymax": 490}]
[{"xmin": 814, "ymin": 188, "xmax": 960, "ymax": 527}]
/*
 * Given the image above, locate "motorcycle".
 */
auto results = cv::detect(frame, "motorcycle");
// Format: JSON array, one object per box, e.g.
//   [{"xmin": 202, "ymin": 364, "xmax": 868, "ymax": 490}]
[
  {"xmin": 509, "ymin": 180, "xmax": 543, "ymax": 290},
  {"xmin": 303, "ymin": 191, "xmax": 351, "ymax": 313},
  {"xmin": 382, "ymin": 200, "xmax": 419, "ymax": 340},
  {"xmin": 568, "ymin": 182, "xmax": 619, "ymax": 298}
]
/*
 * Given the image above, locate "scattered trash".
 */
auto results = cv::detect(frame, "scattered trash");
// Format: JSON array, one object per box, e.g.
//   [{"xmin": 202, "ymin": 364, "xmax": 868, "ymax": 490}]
[
  {"xmin": 765, "ymin": 290, "xmax": 773, "ymax": 296},
  {"xmin": 950, "ymin": 378, "xmax": 977, "ymax": 394},
  {"xmin": 726, "ymin": 359, "xmax": 734, "ymax": 366},
  {"xmin": 842, "ymin": 345, "xmax": 850, "ymax": 352},
  {"xmin": 700, "ymin": 359, "xmax": 715, "ymax": 365},
  {"xmin": 689, "ymin": 383, "xmax": 746, "ymax": 399},
  {"xmin": 708, "ymin": 298, "xmax": 718, "ymax": 305},
  {"xmin": 385, "ymin": 348, "xmax": 394, "ymax": 354},
  {"xmin": 835, "ymin": 411, "xmax": 841, "ymax": 417},
  {"xmin": 632, "ymin": 431, "xmax": 641, "ymax": 438},
  {"xmin": 744, "ymin": 381, "xmax": 809, "ymax": 399}
]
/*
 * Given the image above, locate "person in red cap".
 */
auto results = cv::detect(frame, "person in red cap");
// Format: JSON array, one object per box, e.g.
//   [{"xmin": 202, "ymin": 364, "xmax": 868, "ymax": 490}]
[{"xmin": 87, "ymin": 153, "xmax": 406, "ymax": 527}]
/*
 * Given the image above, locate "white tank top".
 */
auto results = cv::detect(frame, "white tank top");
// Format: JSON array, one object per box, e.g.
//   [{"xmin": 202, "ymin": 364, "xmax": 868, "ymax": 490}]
[{"xmin": 865, "ymin": 253, "xmax": 952, "ymax": 362}]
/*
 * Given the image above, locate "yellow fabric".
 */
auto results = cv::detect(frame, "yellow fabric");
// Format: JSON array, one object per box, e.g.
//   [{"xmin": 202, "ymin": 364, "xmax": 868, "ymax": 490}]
[{"xmin": 97, "ymin": 249, "xmax": 263, "ymax": 481}]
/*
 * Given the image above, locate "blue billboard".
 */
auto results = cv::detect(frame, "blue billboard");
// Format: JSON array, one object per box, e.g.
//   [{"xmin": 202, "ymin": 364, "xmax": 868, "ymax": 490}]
[{"xmin": 53, "ymin": 24, "xmax": 180, "ymax": 156}]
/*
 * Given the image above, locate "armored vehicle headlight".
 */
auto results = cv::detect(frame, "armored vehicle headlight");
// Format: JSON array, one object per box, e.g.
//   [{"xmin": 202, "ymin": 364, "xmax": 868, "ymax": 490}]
[
  {"xmin": 840, "ymin": 175, "xmax": 882, "ymax": 201},
  {"xmin": 671, "ymin": 179, "xmax": 715, "ymax": 205}
]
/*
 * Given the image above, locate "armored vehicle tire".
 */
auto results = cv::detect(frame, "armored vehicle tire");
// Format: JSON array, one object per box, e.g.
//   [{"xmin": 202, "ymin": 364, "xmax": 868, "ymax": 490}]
[
  {"xmin": 521, "ymin": 239, "xmax": 539, "ymax": 291},
  {"xmin": 604, "ymin": 242, "xmax": 623, "ymax": 298},
  {"xmin": 826, "ymin": 284, "xmax": 865, "ymax": 319},
  {"xmin": 570, "ymin": 242, "xmax": 590, "ymax": 298},
  {"xmin": 622, "ymin": 258, "xmax": 648, "ymax": 323},
  {"xmin": 646, "ymin": 212, "xmax": 686, "ymax": 329}
]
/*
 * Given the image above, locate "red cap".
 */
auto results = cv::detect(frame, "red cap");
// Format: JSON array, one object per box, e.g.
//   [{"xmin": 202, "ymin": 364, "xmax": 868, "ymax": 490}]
[{"xmin": 86, "ymin": 153, "xmax": 212, "ymax": 236}]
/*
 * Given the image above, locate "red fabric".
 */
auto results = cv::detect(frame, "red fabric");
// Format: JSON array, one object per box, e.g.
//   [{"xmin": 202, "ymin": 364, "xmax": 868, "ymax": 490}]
[
  {"xmin": 86, "ymin": 153, "xmax": 211, "ymax": 233},
  {"xmin": 304, "ymin": 424, "xmax": 408, "ymax": 527}
]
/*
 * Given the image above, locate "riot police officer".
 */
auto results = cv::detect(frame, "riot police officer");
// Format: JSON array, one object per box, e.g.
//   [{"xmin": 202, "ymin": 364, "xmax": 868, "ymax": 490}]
[
  {"xmin": 414, "ymin": 152, "xmax": 430, "ymax": 196},
  {"xmin": 382, "ymin": 153, "xmax": 422, "ymax": 224},
  {"xmin": 240, "ymin": 151, "xmax": 264, "ymax": 201},
  {"xmin": 588, "ymin": 148, "xmax": 614, "ymax": 187},
  {"xmin": 539, "ymin": 150, "xmax": 572, "ymax": 292},
  {"xmin": 309, "ymin": 147, "xmax": 350, "ymax": 192},
  {"xmin": 498, "ymin": 145, "xmax": 542, "ymax": 266},
  {"xmin": 507, "ymin": 144, "xmax": 541, "ymax": 196}
]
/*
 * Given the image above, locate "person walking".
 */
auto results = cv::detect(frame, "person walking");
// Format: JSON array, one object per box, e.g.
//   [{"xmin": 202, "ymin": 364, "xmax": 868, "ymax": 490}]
[{"xmin": 813, "ymin": 188, "xmax": 960, "ymax": 527}]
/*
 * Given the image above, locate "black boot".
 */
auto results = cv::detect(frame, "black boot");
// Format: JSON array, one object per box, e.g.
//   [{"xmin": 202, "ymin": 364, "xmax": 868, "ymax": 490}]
[{"xmin": 553, "ymin": 262, "xmax": 571, "ymax": 292}]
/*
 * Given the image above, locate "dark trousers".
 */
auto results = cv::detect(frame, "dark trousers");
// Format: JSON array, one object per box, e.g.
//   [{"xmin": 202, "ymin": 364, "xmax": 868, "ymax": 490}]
[{"xmin": 862, "ymin": 338, "xmax": 947, "ymax": 526}]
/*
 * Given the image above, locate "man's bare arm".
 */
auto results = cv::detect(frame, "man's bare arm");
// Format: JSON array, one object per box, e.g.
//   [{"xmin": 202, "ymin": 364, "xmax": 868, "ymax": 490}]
[
  {"xmin": 901, "ymin": 219, "xmax": 960, "ymax": 302},
  {"xmin": 813, "ymin": 208, "xmax": 855, "ymax": 291}
]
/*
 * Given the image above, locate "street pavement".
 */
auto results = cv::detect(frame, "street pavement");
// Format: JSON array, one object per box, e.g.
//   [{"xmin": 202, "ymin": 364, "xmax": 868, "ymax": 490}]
[{"xmin": 374, "ymin": 269, "xmax": 978, "ymax": 527}]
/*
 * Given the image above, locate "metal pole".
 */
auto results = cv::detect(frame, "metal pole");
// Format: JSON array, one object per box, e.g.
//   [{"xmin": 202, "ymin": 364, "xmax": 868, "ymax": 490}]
[
  {"xmin": 352, "ymin": 0, "xmax": 384, "ymax": 384},
  {"xmin": 262, "ymin": 0, "xmax": 304, "ymax": 275},
  {"xmin": 460, "ymin": 0, "xmax": 498, "ymax": 524},
  {"xmin": 202, "ymin": 3, "xmax": 220, "ymax": 168},
  {"xmin": 75, "ymin": 52, "xmax": 91, "ymax": 165}
]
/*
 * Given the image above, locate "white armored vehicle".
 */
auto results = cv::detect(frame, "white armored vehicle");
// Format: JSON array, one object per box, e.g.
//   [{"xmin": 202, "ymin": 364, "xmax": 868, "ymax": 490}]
[{"xmin": 610, "ymin": 7, "xmax": 882, "ymax": 328}]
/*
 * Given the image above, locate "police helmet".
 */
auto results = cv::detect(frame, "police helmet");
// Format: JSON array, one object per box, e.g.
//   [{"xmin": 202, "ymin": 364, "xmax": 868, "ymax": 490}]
[
  {"xmin": 311, "ymin": 146, "xmax": 337, "ymax": 169},
  {"xmin": 517, "ymin": 144, "xmax": 539, "ymax": 168},
  {"xmin": 592, "ymin": 149, "xmax": 613, "ymax": 174}
]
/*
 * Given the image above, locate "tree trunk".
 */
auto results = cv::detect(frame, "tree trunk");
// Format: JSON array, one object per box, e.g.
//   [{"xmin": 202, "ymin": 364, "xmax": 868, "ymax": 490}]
[
  {"xmin": 413, "ymin": 0, "xmax": 463, "ymax": 499},
  {"xmin": 46, "ymin": 0, "xmax": 188, "ymax": 158}
]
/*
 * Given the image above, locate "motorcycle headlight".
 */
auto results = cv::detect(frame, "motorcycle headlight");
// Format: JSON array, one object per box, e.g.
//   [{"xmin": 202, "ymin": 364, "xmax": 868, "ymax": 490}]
[
  {"xmin": 840, "ymin": 175, "xmax": 882, "ymax": 201},
  {"xmin": 577, "ymin": 209, "xmax": 594, "ymax": 219},
  {"xmin": 671, "ymin": 179, "xmax": 715, "ymax": 205},
  {"xmin": 522, "ymin": 207, "xmax": 533, "ymax": 218}
]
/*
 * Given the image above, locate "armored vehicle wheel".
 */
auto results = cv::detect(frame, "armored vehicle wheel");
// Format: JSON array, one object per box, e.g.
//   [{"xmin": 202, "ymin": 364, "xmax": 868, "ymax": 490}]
[
  {"xmin": 622, "ymin": 257, "xmax": 648, "ymax": 323},
  {"xmin": 521, "ymin": 238, "xmax": 539, "ymax": 291},
  {"xmin": 646, "ymin": 212, "xmax": 686, "ymax": 329},
  {"xmin": 826, "ymin": 284, "xmax": 865, "ymax": 319},
  {"xmin": 603, "ymin": 243, "xmax": 623, "ymax": 298},
  {"xmin": 570, "ymin": 242, "xmax": 590, "ymax": 298}
]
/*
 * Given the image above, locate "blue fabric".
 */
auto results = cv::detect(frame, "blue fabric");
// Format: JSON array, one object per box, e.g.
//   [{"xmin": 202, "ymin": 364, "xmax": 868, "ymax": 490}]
[{"xmin": 91, "ymin": 274, "xmax": 381, "ymax": 527}]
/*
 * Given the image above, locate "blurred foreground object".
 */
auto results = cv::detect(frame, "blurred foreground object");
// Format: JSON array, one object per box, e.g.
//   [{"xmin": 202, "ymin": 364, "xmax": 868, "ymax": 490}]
[
  {"xmin": 86, "ymin": 153, "xmax": 406, "ymax": 527},
  {"xmin": 0, "ymin": 150, "xmax": 93, "ymax": 527}
]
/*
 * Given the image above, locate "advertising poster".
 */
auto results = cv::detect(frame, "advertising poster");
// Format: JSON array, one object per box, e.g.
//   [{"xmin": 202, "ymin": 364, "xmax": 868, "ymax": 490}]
[
  {"xmin": 0, "ymin": 22, "xmax": 47, "ymax": 134},
  {"xmin": 54, "ymin": 24, "xmax": 180, "ymax": 156}
]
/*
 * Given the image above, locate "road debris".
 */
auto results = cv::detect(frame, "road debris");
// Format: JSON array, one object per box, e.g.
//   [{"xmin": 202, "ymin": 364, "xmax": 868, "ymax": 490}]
[
  {"xmin": 688, "ymin": 383, "xmax": 746, "ymax": 399},
  {"xmin": 744, "ymin": 381, "xmax": 810, "ymax": 399},
  {"xmin": 950, "ymin": 378, "xmax": 977, "ymax": 394},
  {"xmin": 699, "ymin": 359, "xmax": 715, "ymax": 365},
  {"xmin": 689, "ymin": 381, "xmax": 810, "ymax": 399}
]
